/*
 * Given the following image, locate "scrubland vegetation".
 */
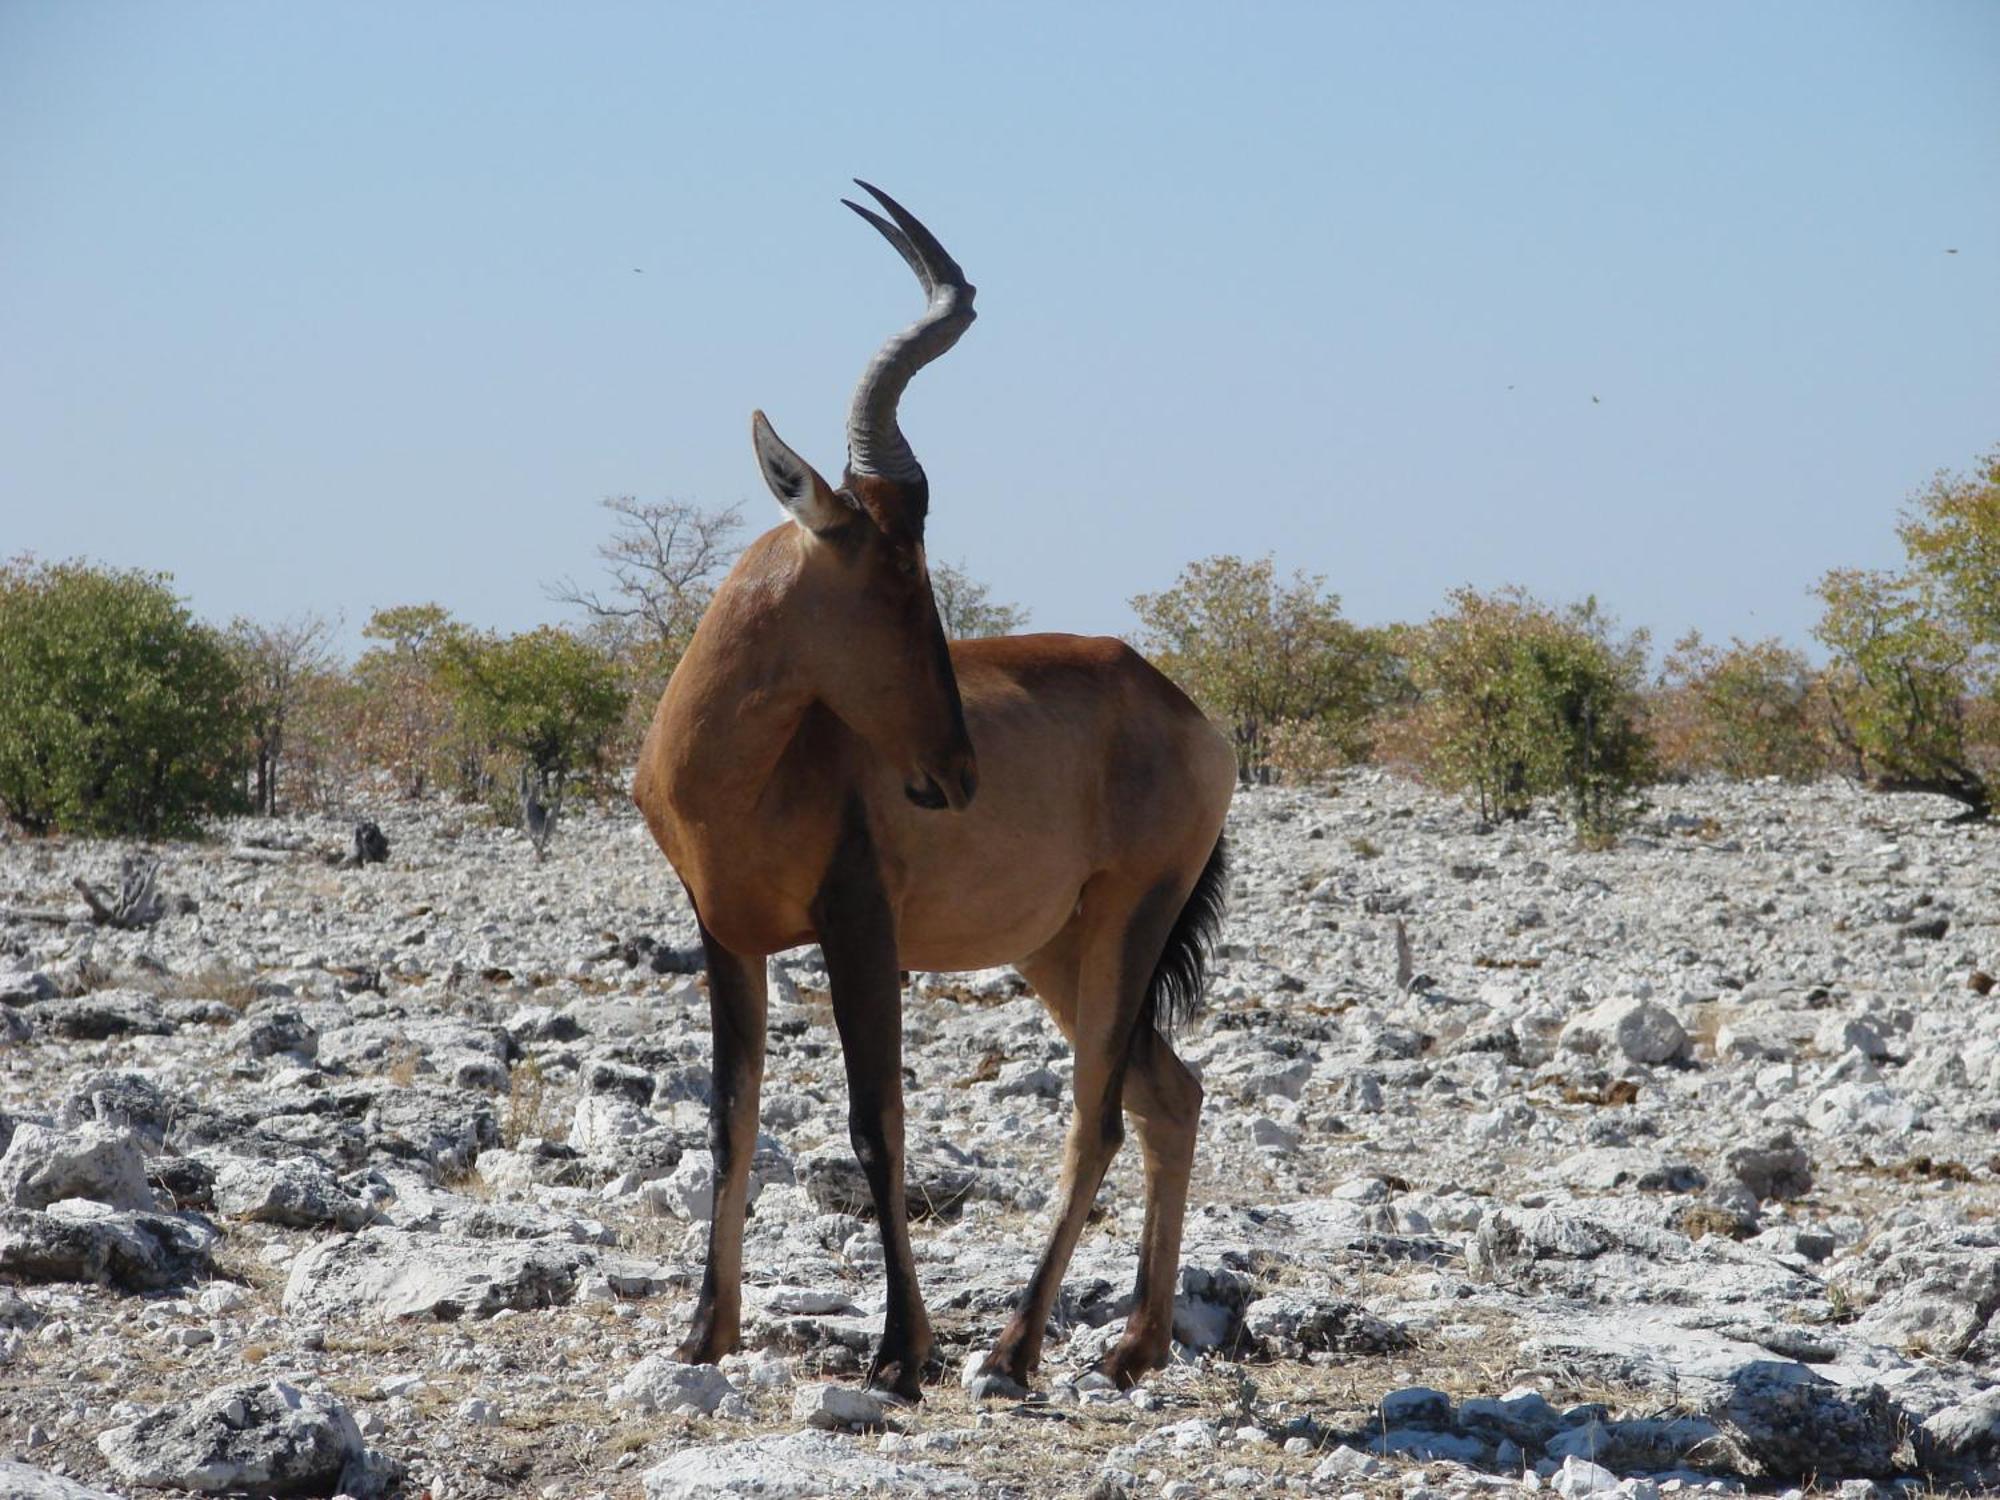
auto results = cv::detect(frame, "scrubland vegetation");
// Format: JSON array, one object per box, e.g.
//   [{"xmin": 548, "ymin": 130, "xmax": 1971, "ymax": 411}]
[{"xmin": 2, "ymin": 447, "xmax": 1996, "ymax": 843}]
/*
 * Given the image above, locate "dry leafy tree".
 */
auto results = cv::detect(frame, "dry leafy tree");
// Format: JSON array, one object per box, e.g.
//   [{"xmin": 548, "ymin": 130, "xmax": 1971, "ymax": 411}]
[
  {"xmin": 226, "ymin": 613, "xmax": 336, "ymax": 815},
  {"xmin": 1404, "ymin": 588, "xmax": 1651, "ymax": 835},
  {"xmin": 1130, "ymin": 554, "xmax": 1390, "ymax": 781},
  {"xmin": 283, "ymin": 666, "xmax": 369, "ymax": 812},
  {"xmin": 930, "ymin": 558, "xmax": 1028, "ymax": 639},
  {"xmin": 351, "ymin": 604, "xmax": 465, "ymax": 800},
  {"xmin": 1656, "ymin": 631, "xmax": 1826, "ymax": 783},
  {"xmin": 1814, "ymin": 448, "xmax": 2000, "ymax": 821}
]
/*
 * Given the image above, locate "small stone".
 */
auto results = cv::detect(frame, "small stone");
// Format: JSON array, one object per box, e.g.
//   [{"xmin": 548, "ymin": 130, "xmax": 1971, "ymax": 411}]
[
  {"xmin": 791, "ymin": 1382, "xmax": 885, "ymax": 1430},
  {"xmin": 1248, "ymin": 1116, "xmax": 1299, "ymax": 1154},
  {"xmin": 1379, "ymin": 1386, "xmax": 1452, "ymax": 1429},
  {"xmin": 1552, "ymin": 1455, "xmax": 1621, "ymax": 1498},
  {"xmin": 609, "ymin": 1354, "xmax": 736, "ymax": 1416},
  {"xmin": 1559, "ymin": 998, "xmax": 1688, "ymax": 1065},
  {"xmin": 1814, "ymin": 1015, "xmax": 1889, "ymax": 1061}
]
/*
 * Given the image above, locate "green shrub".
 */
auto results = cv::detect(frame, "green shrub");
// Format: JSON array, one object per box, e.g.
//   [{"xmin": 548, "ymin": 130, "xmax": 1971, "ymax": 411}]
[
  {"xmin": 440, "ymin": 626, "xmax": 626, "ymax": 852},
  {"xmin": 1131, "ymin": 555, "xmax": 1392, "ymax": 781},
  {"xmin": 1814, "ymin": 568, "xmax": 1991, "ymax": 818},
  {"xmin": 1813, "ymin": 448, "xmax": 2000, "ymax": 820},
  {"xmin": 1405, "ymin": 588, "xmax": 1651, "ymax": 835},
  {"xmin": 0, "ymin": 559, "xmax": 249, "ymax": 837},
  {"xmin": 1658, "ymin": 632, "xmax": 1826, "ymax": 782}
]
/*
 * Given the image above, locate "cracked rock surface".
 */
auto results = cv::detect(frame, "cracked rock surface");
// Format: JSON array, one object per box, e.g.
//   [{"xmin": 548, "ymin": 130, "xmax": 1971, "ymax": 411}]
[{"xmin": 2, "ymin": 774, "xmax": 1999, "ymax": 1497}]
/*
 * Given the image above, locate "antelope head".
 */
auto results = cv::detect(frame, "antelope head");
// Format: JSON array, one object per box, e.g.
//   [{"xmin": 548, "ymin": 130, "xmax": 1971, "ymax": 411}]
[{"xmin": 750, "ymin": 182, "xmax": 979, "ymax": 812}]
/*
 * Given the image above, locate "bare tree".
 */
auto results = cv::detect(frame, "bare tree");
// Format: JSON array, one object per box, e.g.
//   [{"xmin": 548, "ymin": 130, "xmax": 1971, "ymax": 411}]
[
  {"xmin": 548, "ymin": 497, "xmax": 745, "ymax": 658},
  {"xmin": 226, "ymin": 613, "xmax": 336, "ymax": 816},
  {"xmin": 930, "ymin": 558, "xmax": 1028, "ymax": 640}
]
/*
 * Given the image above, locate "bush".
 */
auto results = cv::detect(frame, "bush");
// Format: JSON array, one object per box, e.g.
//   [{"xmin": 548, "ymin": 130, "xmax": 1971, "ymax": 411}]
[
  {"xmin": 1656, "ymin": 632, "xmax": 1826, "ymax": 782},
  {"xmin": 440, "ymin": 626, "xmax": 626, "ymax": 853},
  {"xmin": 1813, "ymin": 448, "xmax": 2000, "ymax": 820},
  {"xmin": 1404, "ymin": 588, "xmax": 1651, "ymax": 834},
  {"xmin": 1814, "ymin": 568, "xmax": 1992, "ymax": 818},
  {"xmin": 0, "ymin": 559, "xmax": 250, "ymax": 837},
  {"xmin": 1264, "ymin": 717, "xmax": 1350, "ymax": 785},
  {"xmin": 1898, "ymin": 447, "xmax": 2000, "ymax": 648},
  {"xmin": 1131, "ymin": 555, "xmax": 1391, "ymax": 780},
  {"xmin": 350, "ymin": 604, "xmax": 465, "ymax": 800}
]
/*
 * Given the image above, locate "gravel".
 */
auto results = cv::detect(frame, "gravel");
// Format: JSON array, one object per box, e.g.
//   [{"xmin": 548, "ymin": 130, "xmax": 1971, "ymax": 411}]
[{"xmin": 2, "ymin": 773, "xmax": 1998, "ymax": 1496}]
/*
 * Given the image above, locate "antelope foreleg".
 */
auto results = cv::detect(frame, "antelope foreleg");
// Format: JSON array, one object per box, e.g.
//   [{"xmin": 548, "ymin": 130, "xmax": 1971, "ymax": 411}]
[
  {"xmin": 816, "ymin": 811, "xmax": 931, "ymax": 1400},
  {"xmin": 674, "ymin": 926, "xmax": 767, "ymax": 1365}
]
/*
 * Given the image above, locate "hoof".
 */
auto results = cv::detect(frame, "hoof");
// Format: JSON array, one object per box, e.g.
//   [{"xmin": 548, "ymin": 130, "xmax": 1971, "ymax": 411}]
[
  {"xmin": 672, "ymin": 1328, "xmax": 734, "ymax": 1366},
  {"xmin": 1098, "ymin": 1336, "xmax": 1167, "ymax": 1389},
  {"xmin": 865, "ymin": 1358, "xmax": 925, "ymax": 1404}
]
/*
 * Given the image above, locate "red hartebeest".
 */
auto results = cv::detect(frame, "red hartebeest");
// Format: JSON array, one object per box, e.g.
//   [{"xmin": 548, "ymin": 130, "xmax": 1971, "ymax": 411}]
[{"xmin": 633, "ymin": 183, "xmax": 1234, "ymax": 1398}]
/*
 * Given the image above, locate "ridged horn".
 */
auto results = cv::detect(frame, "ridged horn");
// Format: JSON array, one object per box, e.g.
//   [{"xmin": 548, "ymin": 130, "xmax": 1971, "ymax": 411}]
[{"xmin": 840, "ymin": 181, "xmax": 976, "ymax": 486}]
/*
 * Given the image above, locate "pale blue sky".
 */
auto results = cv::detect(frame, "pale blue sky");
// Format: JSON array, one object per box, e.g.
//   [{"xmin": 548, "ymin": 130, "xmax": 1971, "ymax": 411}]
[{"xmin": 3, "ymin": 2, "xmax": 1995, "ymax": 656}]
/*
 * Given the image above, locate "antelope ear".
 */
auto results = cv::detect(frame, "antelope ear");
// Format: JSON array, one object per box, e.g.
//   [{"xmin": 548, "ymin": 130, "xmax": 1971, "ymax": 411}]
[{"xmin": 752, "ymin": 411, "xmax": 850, "ymax": 534}]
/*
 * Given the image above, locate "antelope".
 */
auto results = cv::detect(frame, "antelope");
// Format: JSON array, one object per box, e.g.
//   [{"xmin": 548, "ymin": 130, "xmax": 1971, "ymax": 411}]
[{"xmin": 632, "ymin": 183, "xmax": 1235, "ymax": 1399}]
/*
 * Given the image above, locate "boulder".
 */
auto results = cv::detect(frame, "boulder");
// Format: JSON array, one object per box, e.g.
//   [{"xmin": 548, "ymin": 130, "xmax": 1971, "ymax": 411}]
[
  {"xmin": 0, "ymin": 1462, "xmax": 123, "ymax": 1499},
  {"xmin": 29, "ymin": 991, "xmax": 172, "ymax": 1040},
  {"xmin": 0, "ymin": 1124, "xmax": 154, "ymax": 1211},
  {"xmin": 97, "ymin": 1379, "xmax": 373, "ymax": 1496},
  {"xmin": 1725, "ymin": 1132, "xmax": 1812, "ymax": 1202},
  {"xmin": 609, "ymin": 1354, "xmax": 737, "ymax": 1416},
  {"xmin": 56, "ymin": 1071, "xmax": 175, "ymax": 1150},
  {"xmin": 0, "ymin": 1201, "xmax": 217, "ymax": 1290},
  {"xmin": 1559, "ymin": 998, "xmax": 1688, "ymax": 1065},
  {"xmin": 643, "ymin": 1432, "xmax": 972, "ymax": 1498},
  {"xmin": 212, "ymin": 1156, "xmax": 373, "ymax": 1230},
  {"xmin": 282, "ymin": 1226, "xmax": 594, "ymax": 1321}
]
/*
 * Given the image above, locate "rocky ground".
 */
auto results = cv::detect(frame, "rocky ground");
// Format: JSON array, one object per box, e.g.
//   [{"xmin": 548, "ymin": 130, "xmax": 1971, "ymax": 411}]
[{"xmin": 3, "ymin": 772, "xmax": 2000, "ymax": 1500}]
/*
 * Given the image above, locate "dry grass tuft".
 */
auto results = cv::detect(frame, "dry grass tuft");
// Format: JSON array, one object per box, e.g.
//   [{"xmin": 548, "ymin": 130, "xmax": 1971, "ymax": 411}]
[{"xmin": 504, "ymin": 1055, "xmax": 557, "ymax": 1146}]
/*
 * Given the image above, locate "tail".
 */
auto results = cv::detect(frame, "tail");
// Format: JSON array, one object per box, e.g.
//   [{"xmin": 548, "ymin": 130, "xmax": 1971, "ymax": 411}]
[{"xmin": 1146, "ymin": 834, "xmax": 1229, "ymax": 1040}]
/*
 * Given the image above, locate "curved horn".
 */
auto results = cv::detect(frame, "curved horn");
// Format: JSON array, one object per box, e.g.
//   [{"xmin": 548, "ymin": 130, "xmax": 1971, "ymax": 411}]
[{"xmin": 840, "ymin": 181, "xmax": 976, "ymax": 486}]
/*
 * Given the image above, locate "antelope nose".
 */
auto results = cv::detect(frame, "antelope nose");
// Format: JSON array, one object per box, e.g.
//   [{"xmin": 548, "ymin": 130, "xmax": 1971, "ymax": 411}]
[{"xmin": 904, "ymin": 772, "xmax": 949, "ymax": 811}]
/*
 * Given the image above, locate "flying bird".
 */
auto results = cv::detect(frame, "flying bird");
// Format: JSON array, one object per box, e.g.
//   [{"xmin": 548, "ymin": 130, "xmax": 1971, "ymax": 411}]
[{"xmin": 1591, "ymin": 395, "xmax": 1601, "ymax": 404}]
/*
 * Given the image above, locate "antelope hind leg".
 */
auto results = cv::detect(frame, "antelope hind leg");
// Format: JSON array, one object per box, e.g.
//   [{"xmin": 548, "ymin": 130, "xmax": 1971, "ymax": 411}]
[
  {"xmin": 674, "ymin": 925, "xmax": 768, "ymax": 1364},
  {"xmin": 987, "ymin": 883, "xmax": 1174, "ymax": 1388},
  {"xmin": 1100, "ymin": 1022, "xmax": 1202, "ymax": 1386}
]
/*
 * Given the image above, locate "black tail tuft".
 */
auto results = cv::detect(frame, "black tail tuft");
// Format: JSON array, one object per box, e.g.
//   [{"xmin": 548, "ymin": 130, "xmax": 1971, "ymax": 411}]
[{"xmin": 1147, "ymin": 835, "xmax": 1229, "ymax": 1041}]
